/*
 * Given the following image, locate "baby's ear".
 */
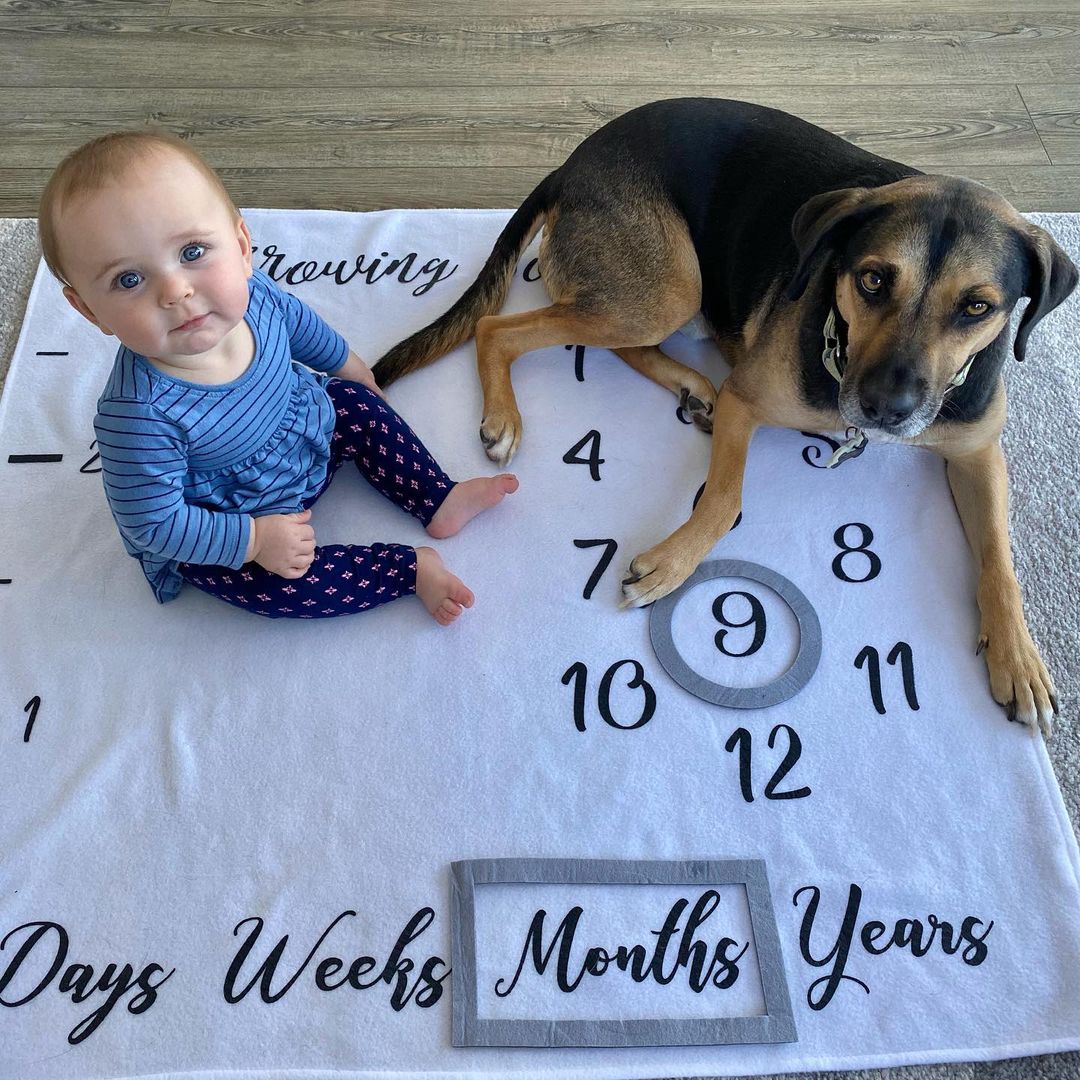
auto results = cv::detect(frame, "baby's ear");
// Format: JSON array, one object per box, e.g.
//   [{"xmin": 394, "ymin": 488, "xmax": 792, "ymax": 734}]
[
  {"xmin": 237, "ymin": 217, "xmax": 253, "ymax": 275},
  {"xmin": 62, "ymin": 287, "xmax": 110, "ymax": 336}
]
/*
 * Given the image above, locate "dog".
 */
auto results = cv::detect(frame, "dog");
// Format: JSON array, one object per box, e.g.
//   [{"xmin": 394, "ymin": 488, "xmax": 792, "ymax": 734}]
[{"xmin": 372, "ymin": 97, "xmax": 1077, "ymax": 735}]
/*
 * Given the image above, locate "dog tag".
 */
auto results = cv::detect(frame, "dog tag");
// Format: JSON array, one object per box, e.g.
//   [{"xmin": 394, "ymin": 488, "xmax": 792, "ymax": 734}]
[{"xmin": 824, "ymin": 429, "xmax": 868, "ymax": 468}]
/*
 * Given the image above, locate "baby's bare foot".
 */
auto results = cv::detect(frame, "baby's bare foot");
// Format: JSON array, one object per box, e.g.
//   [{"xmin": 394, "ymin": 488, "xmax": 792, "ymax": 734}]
[
  {"xmin": 426, "ymin": 474, "xmax": 519, "ymax": 539},
  {"xmin": 415, "ymin": 546, "xmax": 475, "ymax": 626}
]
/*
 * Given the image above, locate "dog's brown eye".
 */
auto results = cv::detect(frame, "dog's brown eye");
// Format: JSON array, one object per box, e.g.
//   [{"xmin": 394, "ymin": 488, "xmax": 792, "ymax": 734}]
[
  {"xmin": 963, "ymin": 300, "xmax": 992, "ymax": 318},
  {"xmin": 859, "ymin": 269, "xmax": 884, "ymax": 294}
]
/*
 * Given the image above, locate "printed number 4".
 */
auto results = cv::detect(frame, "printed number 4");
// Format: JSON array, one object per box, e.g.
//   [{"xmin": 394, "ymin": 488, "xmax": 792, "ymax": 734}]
[{"xmin": 563, "ymin": 431, "xmax": 604, "ymax": 481}]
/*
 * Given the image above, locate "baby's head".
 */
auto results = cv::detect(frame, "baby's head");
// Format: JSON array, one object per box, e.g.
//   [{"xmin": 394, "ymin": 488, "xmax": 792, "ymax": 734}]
[{"xmin": 40, "ymin": 130, "xmax": 253, "ymax": 360}]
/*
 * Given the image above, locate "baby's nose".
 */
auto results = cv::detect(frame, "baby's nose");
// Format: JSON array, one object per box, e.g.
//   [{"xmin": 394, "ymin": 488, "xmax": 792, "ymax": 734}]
[{"xmin": 159, "ymin": 273, "xmax": 194, "ymax": 306}]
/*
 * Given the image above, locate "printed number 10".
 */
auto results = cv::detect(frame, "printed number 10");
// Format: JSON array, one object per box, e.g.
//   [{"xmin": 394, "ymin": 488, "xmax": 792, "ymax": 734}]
[{"xmin": 561, "ymin": 660, "xmax": 657, "ymax": 731}]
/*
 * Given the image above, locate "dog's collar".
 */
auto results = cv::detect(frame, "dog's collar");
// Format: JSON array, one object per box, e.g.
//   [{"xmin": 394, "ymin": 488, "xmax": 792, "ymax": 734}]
[
  {"xmin": 819, "ymin": 308, "xmax": 977, "ymax": 468},
  {"xmin": 820, "ymin": 308, "xmax": 867, "ymax": 468},
  {"xmin": 822, "ymin": 306, "xmax": 846, "ymax": 384},
  {"xmin": 946, "ymin": 352, "xmax": 977, "ymax": 392}
]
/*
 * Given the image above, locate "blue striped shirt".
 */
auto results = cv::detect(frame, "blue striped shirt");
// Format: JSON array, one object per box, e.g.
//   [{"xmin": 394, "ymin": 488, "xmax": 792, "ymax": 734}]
[{"xmin": 94, "ymin": 270, "xmax": 350, "ymax": 603}]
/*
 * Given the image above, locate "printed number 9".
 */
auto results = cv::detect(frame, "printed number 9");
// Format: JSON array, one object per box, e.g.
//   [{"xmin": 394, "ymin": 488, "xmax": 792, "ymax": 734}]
[{"xmin": 713, "ymin": 591, "xmax": 767, "ymax": 657}]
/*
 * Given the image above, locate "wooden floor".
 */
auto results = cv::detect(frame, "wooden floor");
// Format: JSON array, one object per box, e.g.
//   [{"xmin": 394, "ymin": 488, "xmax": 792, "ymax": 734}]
[{"xmin": 0, "ymin": 0, "xmax": 1078, "ymax": 215}]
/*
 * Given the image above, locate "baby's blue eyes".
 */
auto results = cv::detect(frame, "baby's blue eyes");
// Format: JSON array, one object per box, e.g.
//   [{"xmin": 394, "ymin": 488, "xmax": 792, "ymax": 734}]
[{"xmin": 111, "ymin": 243, "xmax": 207, "ymax": 290}]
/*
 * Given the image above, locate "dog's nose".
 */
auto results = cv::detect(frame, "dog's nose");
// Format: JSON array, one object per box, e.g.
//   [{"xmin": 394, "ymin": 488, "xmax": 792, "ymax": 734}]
[
  {"xmin": 858, "ymin": 365, "xmax": 922, "ymax": 428},
  {"xmin": 859, "ymin": 388, "xmax": 918, "ymax": 427}
]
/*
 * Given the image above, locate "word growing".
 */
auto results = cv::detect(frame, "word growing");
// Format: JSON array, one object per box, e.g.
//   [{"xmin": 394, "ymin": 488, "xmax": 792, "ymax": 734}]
[
  {"xmin": 251, "ymin": 244, "xmax": 457, "ymax": 296},
  {"xmin": 224, "ymin": 907, "xmax": 448, "ymax": 1011},
  {"xmin": 0, "ymin": 920, "xmax": 174, "ymax": 1045},
  {"xmin": 494, "ymin": 890, "xmax": 750, "ymax": 997},
  {"xmin": 793, "ymin": 883, "xmax": 993, "ymax": 1010}
]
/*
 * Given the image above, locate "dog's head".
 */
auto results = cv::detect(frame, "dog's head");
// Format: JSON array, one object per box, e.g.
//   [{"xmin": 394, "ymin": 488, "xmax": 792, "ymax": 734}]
[{"xmin": 785, "ymin": 175, "xmax": 1078, "ymax": 438}]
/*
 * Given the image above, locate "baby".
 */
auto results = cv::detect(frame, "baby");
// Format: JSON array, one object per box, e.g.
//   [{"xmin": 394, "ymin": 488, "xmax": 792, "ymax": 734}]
[{"xmin": 39, "ymin": 130, "xmax": 517, "ymax": 624}]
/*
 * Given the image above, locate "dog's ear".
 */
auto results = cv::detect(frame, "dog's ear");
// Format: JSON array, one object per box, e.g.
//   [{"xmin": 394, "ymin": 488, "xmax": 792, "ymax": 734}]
[
  {"xmin": 1012, "ymin": 224, "xmax": 1078, "ymax": 361},
  {"xmin": 786, "ymin": 187, "xmax": 882, "ymax": 301}
]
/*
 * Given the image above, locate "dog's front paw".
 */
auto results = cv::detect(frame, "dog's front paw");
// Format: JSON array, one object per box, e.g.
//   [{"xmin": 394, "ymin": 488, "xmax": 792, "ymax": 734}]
[
  {"xmin": 978, "ymin": 621, "xmax": 1058, "ymax": 737},
  {"xmin": 479, "ymin": 409, "xmax": 522, "ymax": 466},
  {"xmin": 679, "ymin": 387, "xmax": 715, "ymax": 433},
  {"xmin": 620, "ymin": 539, "xmax": 696, "ymax": 608}
]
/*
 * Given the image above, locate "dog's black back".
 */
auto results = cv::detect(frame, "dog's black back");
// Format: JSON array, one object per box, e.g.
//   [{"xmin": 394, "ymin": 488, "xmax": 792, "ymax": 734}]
[{"xmin": 553, "ymin": 98, "xmax": 918, "ymax": 337}]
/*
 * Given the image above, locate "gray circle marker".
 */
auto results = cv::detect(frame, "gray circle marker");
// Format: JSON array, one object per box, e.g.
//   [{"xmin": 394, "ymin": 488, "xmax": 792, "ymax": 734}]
[{"xmin": 649, "ymin": 559, "xmax": 822, "ymax": 709}]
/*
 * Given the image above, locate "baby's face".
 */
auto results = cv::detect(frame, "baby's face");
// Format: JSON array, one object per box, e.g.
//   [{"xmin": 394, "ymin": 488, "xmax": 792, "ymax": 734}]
[{"xmin": 58, "ymin": 151, "xmax": 252, "ymax": 363}]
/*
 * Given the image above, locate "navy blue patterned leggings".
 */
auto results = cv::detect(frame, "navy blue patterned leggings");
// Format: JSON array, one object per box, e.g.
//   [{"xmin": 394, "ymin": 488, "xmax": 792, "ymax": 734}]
[{"xmin": 178, "ymin": 379, "xmax": 453, "ymax": 618}]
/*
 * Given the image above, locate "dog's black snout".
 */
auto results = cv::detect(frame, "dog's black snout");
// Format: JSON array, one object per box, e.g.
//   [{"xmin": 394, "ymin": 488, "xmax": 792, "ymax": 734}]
[
  {"xmin": 859, "ymin": 388, "xmax": 918, "ymax": 426},
  {"xmin": 858, "ymin": 365, "xmax": 923, "ymax": 428}
]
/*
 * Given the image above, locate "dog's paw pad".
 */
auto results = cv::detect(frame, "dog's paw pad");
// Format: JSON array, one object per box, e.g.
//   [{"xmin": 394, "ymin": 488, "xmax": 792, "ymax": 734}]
[
  {"xmin": 680, "ymin": 388, "xmax": 714, "ymax": 433},
  {"xmin": 479, "ymin": 414, "xmax": 521, "ymax": 465}
]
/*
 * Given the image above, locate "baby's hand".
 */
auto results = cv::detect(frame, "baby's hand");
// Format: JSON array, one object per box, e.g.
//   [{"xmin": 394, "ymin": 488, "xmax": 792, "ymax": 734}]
[{"xmin": 251, "ymin": 510, "xmax": 316, "ymax": 578}]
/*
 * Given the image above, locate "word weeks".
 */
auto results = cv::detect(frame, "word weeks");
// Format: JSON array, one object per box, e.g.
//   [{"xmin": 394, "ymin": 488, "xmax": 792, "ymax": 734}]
[{"xmin": 225, "ymin": 907, "xmax": 448, "ymax": 1011}]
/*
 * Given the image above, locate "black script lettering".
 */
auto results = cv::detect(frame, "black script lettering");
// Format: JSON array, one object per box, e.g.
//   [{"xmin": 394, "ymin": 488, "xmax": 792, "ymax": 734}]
[
  {"xmin": 253, "ymin": 243, "xmax": 286, "ymax": 279},
  {"xmin": 0, "ymin": 920, "xmax": 173, "ymax": 1045},
  {"xmin": 224, "ymin": 910, "xmax": 356, "ymax": 1004},
  {"xmin": 283, "ymin": 260, "xmax": 322, "ymax": 286},
  {"xmin": 409, "ymin": 257, "xmax": 456, "ymax": 296},
  {"xmin": 794, "ymin": 884, "xmax": 994, "ymax": 1011},
  {"xmin": 251, "ymin": 244, "xmax": 458, "ymax": 297},
  {"xmin": 793, "ymin": 884, "xmax": 870, "ymax": 1010},
  {"xmin": 676, "ymin": 891, "xmax": 749, "ymax": 991},
  {"xmin": 494, "ymin": 893, "xmax": 749, "ymax": 999},
  {"xmin": 495, "ymin": 906, "xmax": 586, "ymax": 997},
  {"xmin": 223, "ymin": 908, "xmax": 447, "ymax": 1011},
  {"xmin": 349, "ymin": 907, "xmax": 446, "ymax": 1011}
]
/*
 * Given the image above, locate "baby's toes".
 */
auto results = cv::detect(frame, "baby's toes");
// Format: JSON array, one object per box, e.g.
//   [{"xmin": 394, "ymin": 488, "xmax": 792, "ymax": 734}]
[
  {"xmin": 438, "ymin": 599, "xmax": 463, "ymax": 624},
  {"xmin": 450, "ymin": 581, "xmax": 475, "ymax": 609}
]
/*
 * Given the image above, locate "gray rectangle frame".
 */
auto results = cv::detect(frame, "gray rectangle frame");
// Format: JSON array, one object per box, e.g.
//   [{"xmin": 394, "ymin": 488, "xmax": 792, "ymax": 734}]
[{"xmin": 450, "ymin": 857, "xmax": 798, "ymax": 1048}]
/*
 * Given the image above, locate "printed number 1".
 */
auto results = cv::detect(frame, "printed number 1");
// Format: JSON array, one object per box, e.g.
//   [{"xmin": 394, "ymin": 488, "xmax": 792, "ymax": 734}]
[{"xmin": 23, "ymin": 696, "xmax": 41, "ymax": 742}]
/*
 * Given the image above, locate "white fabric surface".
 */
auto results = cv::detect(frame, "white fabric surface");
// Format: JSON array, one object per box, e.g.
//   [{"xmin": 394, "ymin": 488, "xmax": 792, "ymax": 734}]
[{"xmin": 1, "ymin": 207, "xmax": 1079, "ymax": 1078}]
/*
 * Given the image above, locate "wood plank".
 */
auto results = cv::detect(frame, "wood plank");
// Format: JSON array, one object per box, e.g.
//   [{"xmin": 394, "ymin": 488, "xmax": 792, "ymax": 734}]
[
  {"xmin": 0, "ymin": 85, "xmax": 1047, "ymax": 170},
  {"xmin": 0, "ymin": 1, "xmax": 167, "ymax": 12},
  {"xmin": 2, "ymin": 14, "xmax": 1079, "ymax": 87},
  {"xmin": 933, "ymin": 164, "xmax": 1080, "ymax": 211},
  {"xmin": 167, "ymin": 0, "xmax": 1080, "ymax": 14},
  {"xmin": 1019, "ymin": 84, "xmax": 1080, "ymax": 165},
  {"xmin": 7, "ymin": 163, "xmax": 1079, "ymax": 216}
]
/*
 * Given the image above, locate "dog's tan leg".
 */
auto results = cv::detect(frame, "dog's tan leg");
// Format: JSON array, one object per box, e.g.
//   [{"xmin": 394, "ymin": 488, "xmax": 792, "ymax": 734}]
[
  {"xmin": 944, "ymin": 440, "xmax": 1057, "ymax": 735},
  {"xmin": 612, "ymin": 346, "xmax": 718, "ymax": 432},
  {"xmin": 621, "ymin": 382, "xmax": 758, "ymax": 606},
  {"xmin": 475, "ymin": 305, "xmax": 652, "ymax": 464}
]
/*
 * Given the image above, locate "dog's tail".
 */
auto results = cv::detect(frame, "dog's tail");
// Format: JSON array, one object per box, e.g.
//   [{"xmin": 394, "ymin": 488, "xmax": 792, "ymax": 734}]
[{"xmin": 372, "ymin": 172, "xmax": 557, "ymax": 388}]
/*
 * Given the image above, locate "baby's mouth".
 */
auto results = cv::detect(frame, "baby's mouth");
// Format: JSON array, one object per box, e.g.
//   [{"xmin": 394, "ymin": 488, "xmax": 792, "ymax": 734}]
[{"xmin": 174, "ymin": 314, "xmax": 209, "ymax": 333}]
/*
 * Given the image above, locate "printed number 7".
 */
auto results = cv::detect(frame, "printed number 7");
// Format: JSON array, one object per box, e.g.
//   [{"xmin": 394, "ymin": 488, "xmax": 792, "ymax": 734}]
[{"xmin": 573, "ymin": 538, "xmax": 618, "ymax": 600}]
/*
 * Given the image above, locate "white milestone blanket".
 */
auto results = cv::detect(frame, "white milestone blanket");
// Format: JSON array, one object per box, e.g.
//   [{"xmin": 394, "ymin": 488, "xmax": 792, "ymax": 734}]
[{"xmin": 2, "ymin": 208, "xmax": 1080, "ymax": 1079}]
